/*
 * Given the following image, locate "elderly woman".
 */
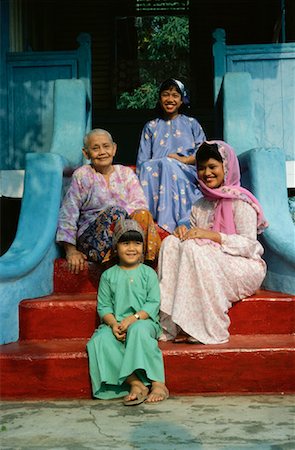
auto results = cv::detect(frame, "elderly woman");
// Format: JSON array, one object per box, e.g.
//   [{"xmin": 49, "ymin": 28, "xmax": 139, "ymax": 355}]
[
  {"xmin": 56, "ymin": 128, "xmax": 161, "ymax": 273},
  {"xmin": 136, "ymin": 78, "xmax": 206, "ymax": 233}
]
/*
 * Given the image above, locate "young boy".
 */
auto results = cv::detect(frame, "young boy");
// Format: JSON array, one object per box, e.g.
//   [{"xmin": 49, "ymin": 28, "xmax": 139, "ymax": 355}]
[{"xmin": 87, "ymin": 219, "xmax": 169, "ymax": 405}]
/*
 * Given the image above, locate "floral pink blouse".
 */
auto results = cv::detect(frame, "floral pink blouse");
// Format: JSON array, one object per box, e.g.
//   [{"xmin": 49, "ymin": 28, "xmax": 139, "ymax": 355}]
[{"xmin": 56, "ymin": 164, "xmax": 148, "ymax": 245}]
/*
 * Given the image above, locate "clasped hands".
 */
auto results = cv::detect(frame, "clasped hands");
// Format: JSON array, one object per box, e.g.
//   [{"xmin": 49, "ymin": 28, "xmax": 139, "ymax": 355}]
[
  {"xmin": 174, "ymin": 225, "xmax": 221, "ymax": 244},
  {"xmin": 174, "ymin": 225, "xmax": 211, "ymax": 241},
  {"xmin": 111, "ymin": 316, "xmax": 137, "ymax": 341}
]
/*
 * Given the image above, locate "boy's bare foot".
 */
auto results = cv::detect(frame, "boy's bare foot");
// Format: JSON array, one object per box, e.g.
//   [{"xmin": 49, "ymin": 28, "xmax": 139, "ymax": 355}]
[{"xmin": 145, "ymin": 381, "xmax": 169, "ymax": 403}]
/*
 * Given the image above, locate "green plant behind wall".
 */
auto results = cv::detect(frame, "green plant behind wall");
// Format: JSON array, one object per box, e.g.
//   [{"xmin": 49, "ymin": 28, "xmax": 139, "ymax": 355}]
[{"xmin": 117, "ymin": 16, "xmax": 189, "ymax": 109}]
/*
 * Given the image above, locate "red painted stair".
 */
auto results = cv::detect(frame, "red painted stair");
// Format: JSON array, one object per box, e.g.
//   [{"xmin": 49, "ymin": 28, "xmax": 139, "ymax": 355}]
[{"xmin": 0, "ymin": 258, "xmax": 294, "ymax": 399}]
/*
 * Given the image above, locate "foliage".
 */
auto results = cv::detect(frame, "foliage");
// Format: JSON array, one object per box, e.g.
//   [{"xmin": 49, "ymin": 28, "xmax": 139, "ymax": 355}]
[
  {"xmin": 117, "ymin": 82, "xmax": 158, "ymax": 109},
  {"xmin": 143, "ymin": 16, "xmax": 189, "ymax": 61},
  {"xmin": 117, "ymin": 16, "xmax": 189, "ymax": 109}
]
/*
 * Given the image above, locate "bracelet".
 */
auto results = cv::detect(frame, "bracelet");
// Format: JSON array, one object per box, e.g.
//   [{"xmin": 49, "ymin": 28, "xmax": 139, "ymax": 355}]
[{"xmin": 134, "ymin": 313, "xmax": 140, "ymax": 320}]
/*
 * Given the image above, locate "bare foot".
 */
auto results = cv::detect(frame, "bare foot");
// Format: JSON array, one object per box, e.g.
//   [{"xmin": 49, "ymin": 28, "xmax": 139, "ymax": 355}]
[
  {"xmin": 173, "ymin": 330, "xmax": 190, "ymax": 343},
  {"xmin": 145, "ymin": 381, "xmax": 169, "ymax": 403},
  {"xmin": 124, "ymin": 374, "xmax": 149, "ymax": 405}
]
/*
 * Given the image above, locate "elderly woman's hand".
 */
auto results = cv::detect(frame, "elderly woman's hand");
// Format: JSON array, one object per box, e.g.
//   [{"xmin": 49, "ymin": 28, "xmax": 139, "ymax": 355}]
[{"xmin": 64, "ymin": 243, "xmax": 88, "ymax": 274}]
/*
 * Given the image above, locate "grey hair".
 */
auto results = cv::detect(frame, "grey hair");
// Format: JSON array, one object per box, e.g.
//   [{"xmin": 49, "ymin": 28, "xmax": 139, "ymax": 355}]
[{"xmin": 83, "ymin": 128, "xmax": 114, "ymax": 149}]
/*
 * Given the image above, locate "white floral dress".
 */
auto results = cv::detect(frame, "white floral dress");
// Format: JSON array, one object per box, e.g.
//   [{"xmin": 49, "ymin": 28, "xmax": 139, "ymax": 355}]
[{"xmin": 158, "ymin": 198, "xmax": 267, "ymax": 344}]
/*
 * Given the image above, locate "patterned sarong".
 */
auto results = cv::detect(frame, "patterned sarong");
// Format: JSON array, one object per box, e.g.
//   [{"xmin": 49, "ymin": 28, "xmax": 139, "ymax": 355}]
[{"xmin": 77, "ymin": 206, "xmax": 161, "ymax": 264}]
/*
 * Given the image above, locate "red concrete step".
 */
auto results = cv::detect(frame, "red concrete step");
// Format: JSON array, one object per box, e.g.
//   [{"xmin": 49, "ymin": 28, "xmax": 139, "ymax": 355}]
[
  {"xmin": 19, "ymin": 290, "xmax": 295, "ymax": 340},
  {"xmin": 19, "ymin": 293, "xmax": 98, "ymax": 340},
  {"xmin": 53, "ymin": 226, "xmax": 169, "ymax": 293},
  {"xmin": 0, "ymin": 339, "xmax": 91, "ymax": 400},
  {"xmin": 53, "ymin": 259, "xmax": 103, "ymax": 293},
  {"xmin": 228, "ymin": 290, "xmax": 295, "ymax": 335},
  {"xmin": 0, "ymin": 335, "xmax": 294, "ymax": 400}
]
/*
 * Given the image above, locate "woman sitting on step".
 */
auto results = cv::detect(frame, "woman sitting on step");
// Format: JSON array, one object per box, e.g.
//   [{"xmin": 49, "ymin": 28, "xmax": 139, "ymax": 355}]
[
  {"xmin": 158, "ymin": 140, "xmax": 268, "ymax": 344},
  {"xmin": 56, "ymin": 128, "xmax": 161, "ymax": 274},
  {"xmin": 136, "ymin": 78, "xmax": 206, "ymax": 233}
]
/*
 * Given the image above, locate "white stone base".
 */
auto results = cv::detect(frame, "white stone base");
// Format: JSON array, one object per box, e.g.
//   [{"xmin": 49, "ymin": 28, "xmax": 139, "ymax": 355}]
[
  {"xmin": 0, "ymin": 161, "xmax": 294, "ymax": 199},
  {"xmin": 286, "ymin": 161, "xmax": 295, "ymax": 189},
  {"xmin": 0, "ymin": 170, "xmax": 24, "ymax": 198}
]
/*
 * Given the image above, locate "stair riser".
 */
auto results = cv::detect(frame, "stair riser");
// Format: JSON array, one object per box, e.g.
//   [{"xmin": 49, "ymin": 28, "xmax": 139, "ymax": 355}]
[
  {"xmin": 1, "ymin": 349, "xmax": 294, "ymax": 399},
  {"xmin": 0, "ymin": 355, "xmax": 91, "ymax": 400},
  {"xmin": 228, "ymin": 300, "xmax": 295, "ymax": 335},
  {"xmin": 164, "ymin": 350, "xmax": 295, "ymax": 395},
  {"xmin": 19, "ymin": 299, "xmax": 295, "ymax": 340},
  {"xmin": 53, "ymin": 259, "xmax": 101, "ymax": 293},
  {"xmin": 19, "ymin": 303, "xmax": 99, "ymax": 340}
]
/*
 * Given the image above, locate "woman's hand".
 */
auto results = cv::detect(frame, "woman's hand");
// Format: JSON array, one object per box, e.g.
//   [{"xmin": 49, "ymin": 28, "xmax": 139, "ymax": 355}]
[
  {"xmin": 181, "ymin": 227, "xmax": 222, "ymax": 244},
  {"xmin": 168, "ymin": 153, "xmax": 196, "ymax": 165},
  {"xmin": 173, "ymin": 225, "xmax": 188, "ymax": 240},
  {"xmin": 64, "ymin": 243, "xmax": 88, "ymax": 274}
]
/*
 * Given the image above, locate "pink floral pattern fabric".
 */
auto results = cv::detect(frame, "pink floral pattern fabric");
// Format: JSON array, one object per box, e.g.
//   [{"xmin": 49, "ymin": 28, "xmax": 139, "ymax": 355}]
[
  {"xmin": 56, "ymin": 164, "xmax": 148, "ymax": 245},
  {"xmin": 158, "ymin": 199, "xmax": 267, "ymax": 344},
  {"xmin": 198, "ymin": 141, "xmax": 268, "ymax": 235}
]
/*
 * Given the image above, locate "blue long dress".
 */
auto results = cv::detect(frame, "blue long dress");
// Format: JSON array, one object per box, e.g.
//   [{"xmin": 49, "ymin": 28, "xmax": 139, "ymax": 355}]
[{"xmin": 136, "ymin": 114, "xmax": 206, "ymax": 232}]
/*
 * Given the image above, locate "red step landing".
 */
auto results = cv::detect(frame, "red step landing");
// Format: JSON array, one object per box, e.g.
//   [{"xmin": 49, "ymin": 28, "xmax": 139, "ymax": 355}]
[
  {"xmin": 0, "ymin": 257, "xmax": 294, "ymax": 400},
  {"xmin": 0, "ymin": 335, "xmax": 294, "ymax": 400},
  {"xmin": 18, "ymin": 290, "xmax": 295, "ymax": 340}
]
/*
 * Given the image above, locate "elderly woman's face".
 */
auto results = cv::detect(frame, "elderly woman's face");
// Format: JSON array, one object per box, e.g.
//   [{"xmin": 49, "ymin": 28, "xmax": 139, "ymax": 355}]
[
  {"xmin": 197, "ymin": 158, "xmax": 224, "ymax": 189},
  {"xmin": 83, "ymin": 133, "xmax": 117, "ymax": 172}
]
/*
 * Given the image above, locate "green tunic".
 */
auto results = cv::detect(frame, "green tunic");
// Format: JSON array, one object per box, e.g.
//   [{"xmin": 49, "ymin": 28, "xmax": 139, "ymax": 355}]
[{"xmin": 87, "ymin": 263, "xmax": 164, "ymax": 399}]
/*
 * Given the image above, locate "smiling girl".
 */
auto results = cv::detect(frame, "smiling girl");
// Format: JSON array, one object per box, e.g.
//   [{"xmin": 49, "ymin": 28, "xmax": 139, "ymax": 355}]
[
  {"xmin": 158, "ymin": 140, "xmax": 268, "ymax": 344},
  {"xmin": 87, "ymin": 219, "xmax": 169, "ymax": 405},
  {"xmin": 136, "ymin": 78, "xmax": 206, "ymax": 233}
]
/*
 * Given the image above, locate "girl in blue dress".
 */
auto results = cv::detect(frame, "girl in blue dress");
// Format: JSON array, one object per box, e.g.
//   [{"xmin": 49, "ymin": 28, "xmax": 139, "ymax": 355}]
[{"xmin": 136, "ymin": 78, "xmax": 206, "ymax": 232}]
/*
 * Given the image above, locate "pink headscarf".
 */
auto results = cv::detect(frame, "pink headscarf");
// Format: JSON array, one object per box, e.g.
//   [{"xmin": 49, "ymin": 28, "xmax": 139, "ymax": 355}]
[{"xmin": 196, "ymin": 140, "xmax": 268, "ymax": 235}]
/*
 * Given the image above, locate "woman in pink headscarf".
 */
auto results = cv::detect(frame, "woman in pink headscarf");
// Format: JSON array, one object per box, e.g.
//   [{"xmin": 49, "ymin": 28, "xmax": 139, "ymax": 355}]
[{"xmin": 158, "ymin": 140, "xmax": 268, "ymax": 344}]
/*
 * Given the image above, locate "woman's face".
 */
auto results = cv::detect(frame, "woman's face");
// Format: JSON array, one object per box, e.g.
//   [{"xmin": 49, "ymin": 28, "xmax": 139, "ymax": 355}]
[
  {"xmin": 82, "ymin": 133, "xmax": 117, "ymax": 172},
  {"xmin": 197, "ymin": 158, "xmax": 224, "ymax": 189},
  {"xmin": 160, "ymin": 86, "xmax": 183, "ymax": 118}
]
